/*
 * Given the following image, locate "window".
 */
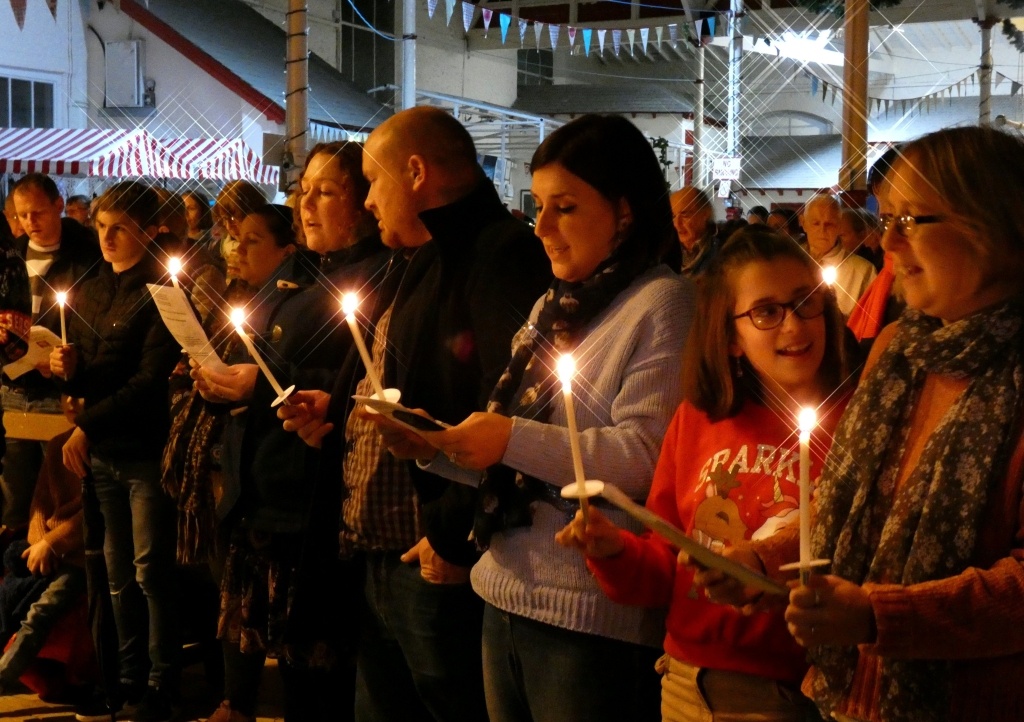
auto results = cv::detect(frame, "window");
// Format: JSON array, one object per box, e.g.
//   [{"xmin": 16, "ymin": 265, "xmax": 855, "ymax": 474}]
[
  {"xmin": 0, "ymin": 76, "xmax": 55, "ymax": 129},
  {"xmin": 517, "ymin": 49, "xmax": 553, "ymax": 86}
]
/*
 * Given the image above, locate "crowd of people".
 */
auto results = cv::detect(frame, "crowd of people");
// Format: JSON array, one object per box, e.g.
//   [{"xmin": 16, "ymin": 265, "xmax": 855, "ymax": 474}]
[{"xmin": 0, "ymin": 110, "xmax": 1020, "ymax": 722}]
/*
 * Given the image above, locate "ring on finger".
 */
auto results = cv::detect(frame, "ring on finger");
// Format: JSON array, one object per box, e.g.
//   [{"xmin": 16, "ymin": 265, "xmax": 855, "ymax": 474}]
[{"xmin": 448, "ymin": 451, "xmax": 458, "ymax": 464}]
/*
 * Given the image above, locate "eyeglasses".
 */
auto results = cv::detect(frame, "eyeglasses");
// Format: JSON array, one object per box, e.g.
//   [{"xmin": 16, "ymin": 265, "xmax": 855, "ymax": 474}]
[
  {"xmin": 878, "ymin": 214, "xmax": 943, "ymax": 236},
  {"xmin": 733, "ymin": 292, "xmax": 827, "ymax": 331}
]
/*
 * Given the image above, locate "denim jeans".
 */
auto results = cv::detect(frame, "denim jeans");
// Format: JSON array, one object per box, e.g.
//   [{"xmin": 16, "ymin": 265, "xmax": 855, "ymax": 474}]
[
  {"xmin": 481, "ymin": 603, "xmax": 662, "ymax": 722},
  {"xmin": 0, "ymin": 563, "xmax": 85, "ymax": 687},
  {"xmin": 354, "ymin": 551, "xmax": 487, "ymax": 722},
  {"xmin": 91, "ymin": 455, "xmax": 179, "ymax": 692}
]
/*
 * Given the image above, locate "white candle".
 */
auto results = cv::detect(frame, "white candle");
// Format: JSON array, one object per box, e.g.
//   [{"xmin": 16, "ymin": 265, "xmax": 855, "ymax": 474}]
[
  {"xmin": 167, "ymin": 257, "xmax": 182, "ymax": 290},
  {"xmin": 557, "ymin": 354, "xmax": 590, "ymax": 523},
  {"xmin": 821, "ymin": 265, "xmax": 837, "ymax": 286},
  {"xmin": 55, "ymin": 291, "xmax": 67, "ymax": 345},
  {"xmin": 230, "ymin": 308, "xmax": 287, "ymax": 398},
  {"xmin": 341, "ymin": 293, "xmax": 386, "ymax": 399},
  {"xmin": 797, "ymin": 407, "xmax": 817, "ymax": 583}
]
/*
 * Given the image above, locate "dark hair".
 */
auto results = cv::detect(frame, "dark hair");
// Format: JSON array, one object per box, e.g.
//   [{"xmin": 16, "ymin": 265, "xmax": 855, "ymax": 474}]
[
  {"xmin": 93, "ymin": 181, "xmax": 162, "ymax": 229},
  {"xmin": 67, "ymin": 194, "xmax": 90, "ymax": 207},
  {"xmin": 767, "ymin": 207, "xmax": 802, "ymax": 236},
  {"xmin": 244, "ymin": 204, "xmax": 296, "ymax": 248},
  {"xmin": 530, "ymin": 114, "xmax": 675, "ymax": 271},
  {"xmin": 182, "ymin": 190, "xmax": 213, "ymax": 231},
  {"xmin": 747, "ymin": 205, "xmax": 769, "ymax": 222},
  {"xmin": 868, "ymin": 145, "xmax": 901, "ymax": 195},
  {"xmin": 681, "ymin": 225, "xmax": 857, "ymax": 421},
  {"xmin": 12, "ymin": 173, "xmax": 60, "ymax": 202},
  {"xmin": 214, "ymin": 181, "xmax": 267, "ymax": 226}
]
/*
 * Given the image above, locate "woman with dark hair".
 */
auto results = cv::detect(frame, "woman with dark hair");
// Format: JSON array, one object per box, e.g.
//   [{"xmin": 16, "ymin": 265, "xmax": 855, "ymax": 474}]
[
  {"xmin": 183, "ymin": 190, "xmax": 214, "ymax": 243},
  {"xmin": 703, "ymin": 126, "xmax": 1024, "ymax": 722},
  {"xmin": 557, "ymin": 226, "xmax": 858, "ymax": 721},
  {"xmin": 385, "ymin": 114, "xmax": 696, "ymax": 721}
]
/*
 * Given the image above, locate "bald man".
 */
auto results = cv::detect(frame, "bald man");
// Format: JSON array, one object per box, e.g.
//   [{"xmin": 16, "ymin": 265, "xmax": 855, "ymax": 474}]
[
  {"xmin": 799, "ymin": 194, "xmax": 876, "ymax": 316},
  {"xmin": 671, "ymin": 186, "xmax": 719, "ymax": 276},
  {"xmin": 283, "ymin": 107, "xmax": 550, "ymax": 722}
]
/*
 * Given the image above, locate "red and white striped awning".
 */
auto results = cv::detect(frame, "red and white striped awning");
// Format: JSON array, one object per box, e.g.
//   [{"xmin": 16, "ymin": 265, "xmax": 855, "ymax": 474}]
[
  {"xmin": 0, "ymin": 127, "xmax": 189, "ymax": 178},
  {"xmin": 160, "ymin": 137, "xmax": 279, "ymax": 186}
]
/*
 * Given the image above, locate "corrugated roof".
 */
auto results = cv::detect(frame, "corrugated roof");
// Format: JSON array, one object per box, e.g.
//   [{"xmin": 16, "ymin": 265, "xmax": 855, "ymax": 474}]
[
  {"xmin": 136, "ymin": 0, "xmax": 389, "ymax": 131},
  {"xmin": 513, "ymin": 83, "xmax": 709, "ymax": 117}
]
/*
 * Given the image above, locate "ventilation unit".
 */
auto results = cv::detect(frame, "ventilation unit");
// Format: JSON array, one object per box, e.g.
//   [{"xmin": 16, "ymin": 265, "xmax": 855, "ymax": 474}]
[{"xmin": 105, "ymin": 40, "xmax": 145, "ymax": 108}]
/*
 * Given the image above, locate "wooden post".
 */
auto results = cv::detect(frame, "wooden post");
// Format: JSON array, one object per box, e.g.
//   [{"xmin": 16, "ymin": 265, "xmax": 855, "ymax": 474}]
[
  {"xmin": 979, "ymin": 16, "xmax": 997, "ymax": 125},
  {"xmin": 283, "ymin": 0, "xmax": 309, "ymax": 193},
  {"xmin": 839, "ymin": 0, "xmax": 869, "ymax": 191}
]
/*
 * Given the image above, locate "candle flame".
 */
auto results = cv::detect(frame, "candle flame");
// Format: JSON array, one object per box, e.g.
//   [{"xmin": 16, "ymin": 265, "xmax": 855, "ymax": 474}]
[
  {"xmin": 167, "ymin": 257, "xmax": 182, "ymax": 276},
  {"xmin": 556, "ymin": 354, "xmax": 576, "ymax": 387},
  {"xmin": 798, "ymin": 407, "xmax": 817, "ymax": 435},
  {"xmin": 821, "ymin": 265, "xmax": 838, "ymax": 286},
  {"xmin": 56, "ymin": 291, "xmax": 67, "ymax": 306},
  {"xmin": 230, "ymin": 308, "xmax": 246, "ymax": 327},
  {"xmin": 341, "ymin": 292, "xmax": 359, "ymax": 317}
]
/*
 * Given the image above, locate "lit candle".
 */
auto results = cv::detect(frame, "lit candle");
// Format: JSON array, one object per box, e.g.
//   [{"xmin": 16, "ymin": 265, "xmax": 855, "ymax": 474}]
[
  {"xmin": 797, "ymin": 407, "xmax": 817, "ymax": 584},
  {"xmin": 230, "ymin": 308, "xmax": 287, "ymax": 399},
  {"xmin": 821, "ymin": 265, "xmax": 837, "ymax": 286},
  {"xmin": 167, "ymin": 257, "xmax": 182, "ymax": 290},
  {"xmin": 557, "ymin": 354, "xmax": 589, "ymax": 524},
  {"xmin": 55, "ymin": 291, "xmax": 68, "ymax": 345},
  {"xmin": 341, "ymin": 293, "xmax": 386, "ymax": 399}
]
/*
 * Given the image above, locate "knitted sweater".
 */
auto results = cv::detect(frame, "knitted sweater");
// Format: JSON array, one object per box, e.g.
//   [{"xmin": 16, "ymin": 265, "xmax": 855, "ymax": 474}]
[
  {"xmin": 27, "ymin": 428, "xmax": 84, "ymax": 567},
  {"xmin": 590, "ymin": 396, "xmax": 848, "ymax": 683},
  {"xmin": 471, "ymin": 265, "xmax": 696, "ymax": 646},
  {"xmin": 752, "ymin": 322, "xmax": 1024, "ymax": 722}
]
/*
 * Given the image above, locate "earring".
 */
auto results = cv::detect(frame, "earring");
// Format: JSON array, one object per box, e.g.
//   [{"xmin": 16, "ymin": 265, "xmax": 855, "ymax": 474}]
[{"xmin": 733, "ymin": 356, "xmax": 744, "ymax": 378}]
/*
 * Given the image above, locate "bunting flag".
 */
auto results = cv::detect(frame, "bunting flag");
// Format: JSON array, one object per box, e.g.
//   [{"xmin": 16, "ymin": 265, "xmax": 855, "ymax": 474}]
[
  {"xmin": 996, "ymin": 71, "xmax": 1006, "ymax": 88},
  {"xmin": 656, "ymin": 25, "xmax": 664, "ymax": 50},
  {"xmin": 640, "ymin": 27, "xmax": 649, "ymax": 54},
  {"xmin": 462, "ymin": 1, "xmax": 474, "ymax": 33},
  {"xmin": 549, "ymin": 24, "xmax": 560, "ymax": 49},
  {"xmin": 568, "ymin": 26, "xmax": 577, "ymax": 49},
  {"xmin": 519, "ymin": 18, "xmax": 528, "ymax": 46},
  {"xmin": 1013, "ymin": 80, "xmax": 1022, "ymax": 97},
  {"xmin": 669, "ymin": 23, "xmax": 679, "ymax": 45},
  {"xmin": 499, "ymin": 12, "xmax": 510, "ymax": 42},
  {"xmin": 46, "ymin": 0, "xmax": 57, "ymax": 19},
  {"xmin": 707, "ymin": 16, "xmax": 716, "ymax": 37},
  {"xmin": 482, "ymin": 7, "xmax": 492, "ymax": 35},
  {"xmin": 810, "ymin": 75, "xmax": 819, "ymax": 97},
  {"xmin": 598, "ymin": 28, "xmax": 607, "ymax": 55},
  {"xmin": 612, "ymin": 29, "xmax": 622, "ymax": 56},
  {"xmin": 583, "ymin": 28, "xmax": 593, "ymax": 56},
  {"xmin": 534, "ymin": 21, "xmax": 544, "ymax": 48},
  {"xmin": 444, "ymin": 0, "xmax": 455, "ymax": 26},
  {"xmin": 626, "ymin": 29, "xmax": 635, "ymax": 56},
  {"xmin": 427, "ymin": 0, "xmax": 438, "ymax": 19},
  {"xmin": 10, "ymin": 0, "xmax": 26, "ymax": 29}
]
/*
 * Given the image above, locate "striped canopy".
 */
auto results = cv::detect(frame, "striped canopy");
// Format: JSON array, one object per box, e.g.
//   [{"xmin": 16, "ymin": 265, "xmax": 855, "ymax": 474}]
[
  {"xmin": 0, "ymin": 127, "xmax": 189, "ymax": 178},
  {"xmin": 160, "ymin": 137, "xmax": 279, "ymax": 186}
]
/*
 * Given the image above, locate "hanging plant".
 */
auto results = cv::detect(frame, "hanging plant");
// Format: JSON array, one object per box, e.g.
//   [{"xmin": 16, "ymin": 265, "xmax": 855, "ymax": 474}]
[
  {"xmin": 650, "ymin": 137, "xmax": 673, "ymax": 180},
  {"xmin": 789, "ymin": 0, "xmax": 904, "ymax": 15},
  {"xmin": 1004, "ymin": 19, "xmax": 1024, "ymax": 54}
]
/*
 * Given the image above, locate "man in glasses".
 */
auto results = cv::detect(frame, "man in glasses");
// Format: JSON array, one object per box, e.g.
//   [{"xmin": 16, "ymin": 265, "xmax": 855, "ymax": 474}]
[{"xmin": 799, "ymin": 194, "xmax": 876, "ymax": 317}]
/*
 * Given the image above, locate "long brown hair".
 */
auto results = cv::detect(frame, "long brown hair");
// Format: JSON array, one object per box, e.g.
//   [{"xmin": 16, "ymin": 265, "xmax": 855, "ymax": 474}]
[{"xmin": 681, "ymin": 225, "xmax": 858, "ymax": 421}]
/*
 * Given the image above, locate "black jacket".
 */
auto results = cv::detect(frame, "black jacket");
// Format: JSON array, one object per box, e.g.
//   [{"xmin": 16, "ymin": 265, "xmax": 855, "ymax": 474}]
[{"xmin": 61, "ymin": 255, "xmax": 180, "ymax": 461}]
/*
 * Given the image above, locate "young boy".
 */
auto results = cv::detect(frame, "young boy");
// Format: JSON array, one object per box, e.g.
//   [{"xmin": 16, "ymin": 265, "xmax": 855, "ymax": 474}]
[{"xmin": 50, "ymin": 182, "xmax": 181, "ymax": 722}]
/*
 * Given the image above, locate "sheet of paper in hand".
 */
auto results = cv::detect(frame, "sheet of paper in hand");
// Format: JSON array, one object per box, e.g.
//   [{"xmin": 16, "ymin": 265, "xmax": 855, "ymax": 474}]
[{"xmin": 147, "ymin": 284, "xmax": 229, "ymax": 373}]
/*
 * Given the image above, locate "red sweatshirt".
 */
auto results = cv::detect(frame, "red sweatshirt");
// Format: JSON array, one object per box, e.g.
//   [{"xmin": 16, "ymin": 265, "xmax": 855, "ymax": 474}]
[{"xmin": 590, "ymin": 396, "xmax": 848, "ymax": 683}]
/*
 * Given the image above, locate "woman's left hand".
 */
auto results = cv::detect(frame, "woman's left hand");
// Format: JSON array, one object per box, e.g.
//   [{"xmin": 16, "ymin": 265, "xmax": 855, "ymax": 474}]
[
  {"xmin": 193, "ymin": 362, "xmax": 258, "ymax": 403},
  {"xmin": 784, "ymin": 574, "xmax": 876, "ymax": 648},
  {"xmin": 421, "ymin": 412, "xmax": 513, "ymax": 471}
]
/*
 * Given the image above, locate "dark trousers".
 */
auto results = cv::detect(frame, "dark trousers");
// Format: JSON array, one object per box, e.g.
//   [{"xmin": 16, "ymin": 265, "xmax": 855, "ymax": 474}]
[{"xmin": 354, "ymin": 551, "xmax": 487, "ymax": 722}]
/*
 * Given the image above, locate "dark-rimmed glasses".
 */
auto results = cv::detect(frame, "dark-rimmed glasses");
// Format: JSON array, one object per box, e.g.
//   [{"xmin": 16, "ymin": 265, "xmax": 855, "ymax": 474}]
[
  {"xmin": 878, "ymin": 214, "xmax": 943, "ymax": 236},
  {"xmin": 733, "ymin": 292, "xmax": 827, "ymax": 331}
]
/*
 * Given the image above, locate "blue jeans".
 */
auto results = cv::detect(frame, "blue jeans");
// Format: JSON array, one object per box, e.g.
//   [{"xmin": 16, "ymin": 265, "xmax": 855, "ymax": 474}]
[
  {"xmin": 0, "ymin": 563, "xmax": 85, "ymax": 687},
  {"xmin": 482, "ymin": 603, "xmax": 662, "ymax": 722},
  {"xmin": 91, "ymin": 456, "xmax": 179, "ymax": 692},
  {"xmin": 355, "ymin": 551, "xmax": 487, "ymax": 722}
]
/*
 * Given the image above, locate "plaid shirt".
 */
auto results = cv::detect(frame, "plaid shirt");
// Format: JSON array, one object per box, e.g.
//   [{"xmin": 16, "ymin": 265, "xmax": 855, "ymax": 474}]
[{"xmin": 340, "ymin": 305, "xmax": 421, "ymax": 556}]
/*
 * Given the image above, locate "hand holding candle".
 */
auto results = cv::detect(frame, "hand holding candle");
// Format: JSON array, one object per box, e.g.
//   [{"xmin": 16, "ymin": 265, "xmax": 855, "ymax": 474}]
[
  {"xmin": 557, "ymin": 354, "xmax": 590, "ymax": 524},
  {"xmin": 167, "ymin": 257, "xmax": 182, "ymax": 290},
  {"xmin": 230, "ymin": 308, "xmax": 294, "ymax": 406},
  {"xmin": 342, "ymin": 293, "xmax": 387, "ymax": 399},
  {"xmin": 821, "ymin": 265, "xmax": 837, "ymax": 287},
  {"xmin": 55, "ymin": 291, "xmax": 68, "ymax": 345}
]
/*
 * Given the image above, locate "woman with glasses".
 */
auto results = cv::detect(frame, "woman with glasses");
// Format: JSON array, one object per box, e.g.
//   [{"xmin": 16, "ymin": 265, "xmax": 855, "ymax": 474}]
[
  {"xmin": 703, "ymin": 125, "xmax": 1024, "ymax": 722},
  {"xmin": 213, "ymin": 181, "xmax": 268, "ymax": 283},
  {"xmin": 557, "ymin": 225, "xmax": 858, "ymax": 722}
]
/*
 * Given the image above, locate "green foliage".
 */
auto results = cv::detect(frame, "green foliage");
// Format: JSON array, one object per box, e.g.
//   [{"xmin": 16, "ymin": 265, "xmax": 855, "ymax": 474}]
[
  {"xmin": 1004, "ymin": 19, "xmax": 1024, "ymax": 54},
  {"xmin": 650, "ymin": 137, "xmax": 673, "ymax": 180}
]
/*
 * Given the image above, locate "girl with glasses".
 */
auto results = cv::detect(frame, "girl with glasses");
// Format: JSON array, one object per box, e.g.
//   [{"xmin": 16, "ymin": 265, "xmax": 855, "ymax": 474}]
[{"xmin": 557, "ymin": 225, "xmax": 859, "ymax": 722}]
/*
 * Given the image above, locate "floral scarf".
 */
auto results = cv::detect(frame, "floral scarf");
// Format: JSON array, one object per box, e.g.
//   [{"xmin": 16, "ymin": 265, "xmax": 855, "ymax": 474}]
[
  {"xmin": 472, "ymin": 253, "xmax": 649, "ymax": 549},
  {"xmin": 810, "ymin": 301, "xmax": 1024, "ymax": 722}
]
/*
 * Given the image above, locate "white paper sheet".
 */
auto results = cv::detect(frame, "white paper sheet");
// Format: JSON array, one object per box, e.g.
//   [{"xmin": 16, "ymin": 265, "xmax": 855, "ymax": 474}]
[
  {"xmin": 3, "ymin": 326, "xmax": 63, "ymax": 380},
  {"xmin": 146, "ymin": 284, "xmax": 229, "ymax": 373}
]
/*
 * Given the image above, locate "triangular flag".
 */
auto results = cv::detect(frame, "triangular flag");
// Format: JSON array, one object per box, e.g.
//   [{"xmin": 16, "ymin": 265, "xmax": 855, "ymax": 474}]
[
  {"xmin": 519, "ymin": 18, "xmax": 528, "ymax": 46},
  {"xmin": 626, "ymin": 29, "xmax": 635, "ymax": 56},
  {"xmin": 694, "ymin": 21, "xmax": 702, "ymax": 41},
  {"xmin": 46, "ymin": 0, "xmax": 57, "ymax": 20},
  {"xmin": 996, "ymin": 71, "xmax": 1005, "ymax": 88},
  {"xmin": 875, "ymin": 98, "xmax": 882, "ymax": 114},
  {"xmin": 707, "ymin": 16, "xmax": 716, "ymax": 37},
  {"xmin": 1012, "ymin": 80, "xmax": 1022, "ymax": 97},
  {"xmin": 462, "ymin": 2, "xmax": 474, "ymax": 33},
  {"xmin": 427, "ymin": 0, "xmax": 438, "ymax": 19},
  {"xmin": 549, "ymin": 24, "xmax": 559, "ymax": 49},
  {"xmin": 534, "ymin": 21, "xmax": 544, "ymax": 47},
  {"xmin": 598, "ymin": 28, "xmax": 607, "ymax": 55},
  {"xmin": 482, "ymin": 7, "xmax": 492, "ymax": 35},
  {"xmin": 10, "ymin": 0, "xmax": 26, "ymax": 29},
  {"xmin": 445, "ymin": 0, "xmax": 455, "ymax": 26},
  {"xmin": 500, "ymin": 13, "xmax": 511, "ymax": 43},
  {"xmin": 830, "ymin": 85, "xmax": 836, "ymax": 104},
  {"xmin": 656, "ymin": 26, "xmax": 664, "ymax": 50},
  {"xmin": 583, "ymin": 28, "xmax": 593, "ymax": 56},
  {"xmin": 669, "ymin": 23, "xmax": 678, "ymax": 45},
  {"xmin": 612, "ymin": 29, "xmax": 622, "ymax": 56},
  {"xmin": 568, "ymin": 26, "xmax": 577, "ymax": 48},
  {"xmin": 885, "ymin": 98, "xmax": 891, "ymax": 116},
  {"xmin": 970, "ymin": 71, "xmax": 975, "ymax": 86},
  {"xmin": 901, "ymin": 99, "xmax": 908, "ymax": 116},
  {"xmin": 810, "ymin": 76, "xmax": 819, "ymax": 97},
  {"xmin": 640, "ymin": 27, "xmax": 649, "ymax": 54},
  {"xmin": 821, "ymin": 80, "xmax": 827, "ymax": 102}
]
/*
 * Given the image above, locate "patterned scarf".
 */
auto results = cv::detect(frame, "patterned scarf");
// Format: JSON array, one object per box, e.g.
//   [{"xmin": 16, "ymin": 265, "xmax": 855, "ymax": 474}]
[
  {"xmin": 810, "ymin": 301, "xmax": 1024, "ymax": 722},
  {"xmin": 472, "ymin": 253, "xmax": 649, "ymax": 549}
]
